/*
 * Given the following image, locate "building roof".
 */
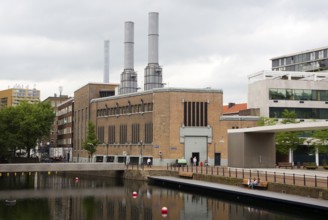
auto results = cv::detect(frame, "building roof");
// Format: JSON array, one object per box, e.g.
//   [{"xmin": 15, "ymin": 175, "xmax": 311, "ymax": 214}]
[
  {"xmin": 222, "ymin": 103, "xmax": 247, "ymax": 115},
  {"xmin": 228, "ymin": 121, "xmax": 328, "ymax": 133},
  {"xmin": 91, "ymin": 87, "xmax": 223, "ymax": 103}
]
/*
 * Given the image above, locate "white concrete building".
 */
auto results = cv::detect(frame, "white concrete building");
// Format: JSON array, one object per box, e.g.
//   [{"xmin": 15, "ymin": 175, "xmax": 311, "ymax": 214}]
[
  {"xmin": 248, "ymin": 70, "xmax": 328, "ymax": 121},
  {"xmin": 248, "ymin": 70, "xmax": 328, "ymax": 166}
]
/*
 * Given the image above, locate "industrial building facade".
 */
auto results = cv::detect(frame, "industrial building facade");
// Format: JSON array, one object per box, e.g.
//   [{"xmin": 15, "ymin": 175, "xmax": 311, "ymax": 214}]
[{"xmin": 73, "ymin": 87, "xmax": 226, "ymax": 166}]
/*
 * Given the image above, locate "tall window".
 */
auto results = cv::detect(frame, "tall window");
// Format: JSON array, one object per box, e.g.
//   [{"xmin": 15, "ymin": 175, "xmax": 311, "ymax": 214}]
[
  {"xmin": 183, "ymin": 101, "xmax": 208, "ymax": 127},
  {"xmin": 131, "ymin": 124, "xmax": 140, "ymax": 144},
  {"xmin": 108, "ymin": 125, "xmax": 115, "ymax": 144},
  {"xmin": 145, "ymin": 123, "xmax": 153, "ymax": 144},
  {"xmin": 119, "ymin": 124, "xmax": 127, "ymax": 144},
  {"xmin": 97, "ymin": 126, "xmax": 104, "ymax": 143}
]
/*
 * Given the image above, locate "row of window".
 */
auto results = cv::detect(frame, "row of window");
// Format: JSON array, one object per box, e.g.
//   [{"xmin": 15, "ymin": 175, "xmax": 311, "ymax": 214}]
[
  {"xmin": 97, "ymin": 123, "xmax": 153, "ymax": 145},
  {"xmin": 58, "ymin": 116, "xmax": 72, "ymax": 125},
  {"xmin": 269, "ymin": 107, "xmax": 328, "ymax": 119},
  {"xmin": 57, "ymin": 106, "xmax": 73, "ymax": 116},
  {"xmin": 97, "ymin": 103, "xmax": 153, "ymax": 117},
  {"xmin": 269, "ymin": 88, "xmax": 328, "ymax": 101},
  {"xmin": 272, "ymin": 49, "xmax": 328, "ymax": 68},
  {"xmin": 57, "ymin": 138, "xmax": 72, "ymax": 145},
  {"xmin": 58, "ymin": 127, "xmax": 72, "ymax": 135}
]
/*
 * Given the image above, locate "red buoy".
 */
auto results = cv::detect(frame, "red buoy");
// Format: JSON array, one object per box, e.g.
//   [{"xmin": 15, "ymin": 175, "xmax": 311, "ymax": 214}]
[
  {"xmin": 75, "ymin": 177, "xmax": 79, "ymax": 183},
  {"xmin": 161, "ymin": 207, "xmax": 168, "ymax": 217},
  {"xmin": 132, "ymin": 191, "xmax": 138, "ymax": 198}
]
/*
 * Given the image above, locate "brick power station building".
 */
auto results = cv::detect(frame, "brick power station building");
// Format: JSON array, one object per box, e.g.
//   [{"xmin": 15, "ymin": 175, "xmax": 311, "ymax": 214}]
[{"xmin": 70, "ymin": 12, "xmax": 258, "ymax": 166}]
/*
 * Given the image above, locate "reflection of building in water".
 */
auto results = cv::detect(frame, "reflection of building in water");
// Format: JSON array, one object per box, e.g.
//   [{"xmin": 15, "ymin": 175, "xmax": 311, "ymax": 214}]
[{"xmin": 181, "ymin": 194, "xmax": 212, "ymax": 219}]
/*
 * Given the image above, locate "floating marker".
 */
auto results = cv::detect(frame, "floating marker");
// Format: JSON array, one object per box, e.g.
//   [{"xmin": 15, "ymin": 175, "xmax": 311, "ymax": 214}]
[
  {"xmin": 22, "ymin": 172, "xmax": 24, "ymax": 176},
  {"xmin": 161, "ymin": 207, "xmax": 168, "ymax": 217},
  {"xmin": 14, "ymin": 172, "xmax": 17, "ymax": 176},
  {"xmin": 7, "ymin": 173, "xmax": 9, "ymax": 176},
  {"xmin": 48, "ymin": 171, "xmax": 51, "ymax": 175},
  {"xmin": 75, "ymin": 177, "xmax": 79, "ymax": 183},
  {"xmin": 132, "ymin": 191, "xmax": 138, "ymax": 199}
]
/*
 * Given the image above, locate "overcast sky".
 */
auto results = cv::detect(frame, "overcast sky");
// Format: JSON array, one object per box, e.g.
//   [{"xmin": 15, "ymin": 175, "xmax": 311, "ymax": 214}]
[{"xmin": 1, "ymin": 0, "xmax": 328, "ymax": 104}]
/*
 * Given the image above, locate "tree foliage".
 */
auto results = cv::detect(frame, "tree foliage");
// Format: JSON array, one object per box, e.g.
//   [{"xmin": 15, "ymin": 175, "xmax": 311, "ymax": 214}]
[
  {"xmin": 0, "ymin": 101, "xmax": 55, "ymax": 158},
  {"xmin": 275, "ymin": 109, "xmax": 302, "ymax": 155},
  {"xmin": 312, "ymin": 129, "xmax": 328, "ymax": 154},
  {"xmin": 83, "ymin": 121, "xmax": 99, "ymax": 161},
  {"xmin": 257, "ymin": 116, "xmax": 277, "ymax": 126}
]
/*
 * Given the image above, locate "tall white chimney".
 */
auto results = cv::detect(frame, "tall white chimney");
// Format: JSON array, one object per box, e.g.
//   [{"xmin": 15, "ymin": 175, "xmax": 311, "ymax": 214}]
[
  {"xmin": 119, "ymin": 21, "xmax": 138, "ymax": 94},
  {"xmin": 144, "ymin": 12, "xmax": 163, "ymax": 90},
  {"xmin": 103, "ymin": 40, "xmax": 110, "ymax": 83}
]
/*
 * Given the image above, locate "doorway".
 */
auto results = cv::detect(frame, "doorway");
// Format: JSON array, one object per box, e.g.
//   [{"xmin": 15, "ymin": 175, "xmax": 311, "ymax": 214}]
[
  {"xmin": 215, "ymin": 153, "xmax": 221, "ymax": 166},
  {"xmin": 191, "ymin": 152, "xmax": 199, "ymax": 166}
]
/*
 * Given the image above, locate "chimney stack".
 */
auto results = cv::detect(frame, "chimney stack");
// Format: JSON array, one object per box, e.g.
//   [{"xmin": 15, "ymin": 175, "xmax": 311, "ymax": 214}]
[
  {"xmin": 103, "ymin": 40, "xmax": 110, "ymax": 83},
  {"xmin": 144, "ymin": 12, "xmax": 163, "ymax": 91},
  {"xmin": 119, "ymin": 21, "xmax": 138, "ymax": 94}
]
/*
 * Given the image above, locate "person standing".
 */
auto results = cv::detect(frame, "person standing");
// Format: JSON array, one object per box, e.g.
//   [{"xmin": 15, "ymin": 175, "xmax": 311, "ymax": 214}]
[
  {"xmin": 193, "ymin": 157, "xmax": 197, "ymax": 166},
  {"xmin": 147, "ymin": 158, "xmax": 152, "ymax": 168}
]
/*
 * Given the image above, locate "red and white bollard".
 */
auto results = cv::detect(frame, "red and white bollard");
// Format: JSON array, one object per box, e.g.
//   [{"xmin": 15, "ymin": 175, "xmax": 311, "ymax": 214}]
[
  {"xmin": 161, "ymin": 207, "xmax": 168, "ymax": 217},
  {"xmin": 132, "ymin": 191, "xmax": 138, "ymax": 199}
]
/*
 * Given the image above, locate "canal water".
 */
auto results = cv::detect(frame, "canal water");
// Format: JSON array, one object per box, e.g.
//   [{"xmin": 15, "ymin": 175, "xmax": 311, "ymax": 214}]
[{"xmin": 0, "ymin": 173, "xmax": 324, "ymax": 220}]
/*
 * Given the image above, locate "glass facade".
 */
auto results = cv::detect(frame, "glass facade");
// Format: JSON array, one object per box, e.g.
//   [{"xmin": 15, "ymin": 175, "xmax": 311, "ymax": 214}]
[
  {"xmin": 269, "ymin": 107, "xmax": 328, "ymax": 119},
  {"xmin": 269, "ymin": 88, "xmax": 328, "ymax": 101},
  {"xmin": 272, "ymin": 48, "xmax": 328, "ymax": 72}
]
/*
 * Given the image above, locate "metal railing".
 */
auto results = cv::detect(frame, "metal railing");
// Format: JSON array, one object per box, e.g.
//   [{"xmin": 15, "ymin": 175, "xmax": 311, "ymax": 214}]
[{"xmin": 167, "ymin": 164, "xmax": 328, "ymax": 189}]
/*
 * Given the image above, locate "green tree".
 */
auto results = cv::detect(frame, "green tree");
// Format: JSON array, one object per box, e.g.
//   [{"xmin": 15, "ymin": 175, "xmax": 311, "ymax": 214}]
[
  {"xmin": 275, "ymin": 109, "xmax": 302, "ymax": 155},
  {"xmin": 83, "ymin": 121, "xmax": 99, "ymax": 162},
  {"xmin": 0, "ymin": 101, "xmax": 55, "ymax": 158},
  {"xmin": 280, "ymin": 109, "xmax": 299, "ymax": 124},
  {"xmin": 312, "ymin": 130, "xmax": 328, "ymax": 154}
]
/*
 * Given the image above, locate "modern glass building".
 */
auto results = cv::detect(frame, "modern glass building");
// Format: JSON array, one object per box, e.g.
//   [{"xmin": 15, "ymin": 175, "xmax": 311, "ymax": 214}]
[{"xmin": 271, "ymin": 46, "xmax": 328, "ymax": 72}]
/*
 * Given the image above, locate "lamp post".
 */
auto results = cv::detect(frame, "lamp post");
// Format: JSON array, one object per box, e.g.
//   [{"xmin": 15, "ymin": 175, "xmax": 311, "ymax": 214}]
[{"xmin": 139, "ymin": 140, "xmax": 144, "ymax": 168}]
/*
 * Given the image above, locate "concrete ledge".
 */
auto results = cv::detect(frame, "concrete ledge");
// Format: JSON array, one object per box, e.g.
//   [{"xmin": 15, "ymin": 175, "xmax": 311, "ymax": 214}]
[{"xmin": 0, "ymin": 163, "xmax": 126, "ymax": 173}]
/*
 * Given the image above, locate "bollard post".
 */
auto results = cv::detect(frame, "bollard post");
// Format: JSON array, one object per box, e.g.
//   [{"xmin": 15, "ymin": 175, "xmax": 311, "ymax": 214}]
[
  {"xmin": 249, "ymin": 170, "xmax": 251, "ymax": 178},
  {"xmin": 235, "ymin": 168, "xmax": 237, "ymax": 178},
  {"xmin": 304, "ymin": 174, "xmax": 306, "ymax": 186},
  {"xmin": 217, "ymin": 167, "xmax": 219, "ymax": 176},
  {"xmin": 283, "ymin": 172, "xmax": 285, "ymax": 184},
  {"xmin": 211, "ymin": 166, "xmax": 213, "ymax": 175},
  {"xmin": 257, "ymin": 170, "xmax": 259, "ymax": 178},
  {"xmin": 265, "ymin": 171, "xmax": 267, "ymax": 181},
  {"xmin": 293, "ymin": 173, "xmax": 295, "ymax": 185},
  {"xmin": 229, "ymin": 168, "xmax": 231, "ymax": 177},
  {"xmin": 315, "ymin": 175, "xmax": 317, "ymax": 187},
  {"xmin": 274, "ymin": 172, "xmax": 276, "ymax": 183},
  {"xmin": 242, "ymin": 169, "xmax": 244, "ymax": 179},
  {"xmin": 223, "ymin": 167, "xmax": 225, "ymax": 177}
]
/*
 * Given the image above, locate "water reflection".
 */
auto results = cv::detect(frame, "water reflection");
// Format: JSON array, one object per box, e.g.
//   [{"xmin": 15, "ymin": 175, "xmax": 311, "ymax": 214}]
[{"xmin": 0, "ymin": 173, "xmax": 322, "ymax": 220}]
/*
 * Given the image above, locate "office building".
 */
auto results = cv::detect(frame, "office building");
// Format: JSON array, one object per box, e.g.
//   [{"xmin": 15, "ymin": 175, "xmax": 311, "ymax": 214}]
[{"xmin": 271, "ymin": 46, "xmax": 328, "ymax": 72}]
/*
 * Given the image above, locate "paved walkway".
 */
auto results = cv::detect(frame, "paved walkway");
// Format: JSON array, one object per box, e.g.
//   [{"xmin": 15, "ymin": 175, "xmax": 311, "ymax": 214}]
[{"xmin": 148, "ymin": 176, "xmax": 328, "ymax": 212}]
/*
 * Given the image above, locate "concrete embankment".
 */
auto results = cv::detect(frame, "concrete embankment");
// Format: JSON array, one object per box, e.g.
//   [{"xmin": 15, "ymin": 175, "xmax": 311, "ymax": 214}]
[{"xmin": 63, "ymin": 168, "xmax": 328, "ymax": 200}]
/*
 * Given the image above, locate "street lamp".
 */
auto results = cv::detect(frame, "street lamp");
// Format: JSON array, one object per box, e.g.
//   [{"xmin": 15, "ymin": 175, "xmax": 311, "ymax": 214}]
[{"xmin": 139, "ymin": 140, "xmax": 144, "ymax": 168}]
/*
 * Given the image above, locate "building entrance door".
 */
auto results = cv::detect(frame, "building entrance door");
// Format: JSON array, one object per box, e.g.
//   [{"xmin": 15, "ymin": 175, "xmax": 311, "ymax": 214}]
[
  {"xmin": 215, "ymin": 153, "xmax": 221, "ymax": 166},
  {"xmin": 192, "ymin": 152, "xmax": 199, "ymax": 166}
]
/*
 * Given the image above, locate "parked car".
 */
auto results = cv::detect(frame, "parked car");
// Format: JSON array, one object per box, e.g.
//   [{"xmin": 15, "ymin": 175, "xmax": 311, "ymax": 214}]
[{"xmin": 173, "ymin": 158, "xmax": 187, "ymax": 167}]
